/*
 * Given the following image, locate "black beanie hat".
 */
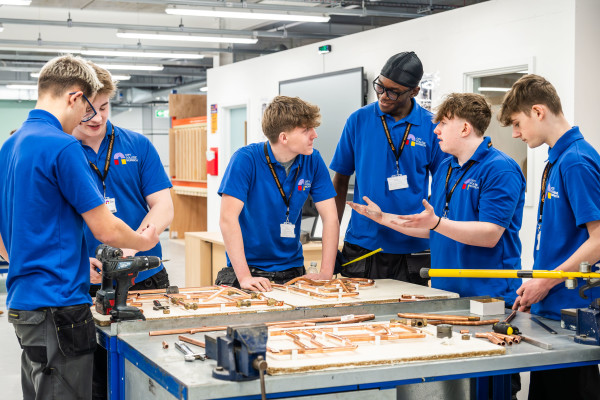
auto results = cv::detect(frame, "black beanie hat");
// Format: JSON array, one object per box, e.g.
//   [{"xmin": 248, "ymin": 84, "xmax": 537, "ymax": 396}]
[{"xmin": 380, "ymin": 51, "xmax": 423, "ymax": 88}]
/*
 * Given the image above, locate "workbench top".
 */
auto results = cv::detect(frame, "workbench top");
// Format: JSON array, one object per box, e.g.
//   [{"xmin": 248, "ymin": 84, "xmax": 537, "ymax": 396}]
[{"xmin": 110, "ymin": 298, "xmax": 600, "ymax": 400}]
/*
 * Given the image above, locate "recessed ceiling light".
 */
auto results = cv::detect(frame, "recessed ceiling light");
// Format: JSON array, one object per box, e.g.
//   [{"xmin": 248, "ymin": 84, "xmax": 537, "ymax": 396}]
[
  {"xmin": 6, "ymin": 84, "xmax": 37, "ymax": 90},
  {"xmin": 0, "ymin": 1, "xmax": 32, "ymax": 5}
]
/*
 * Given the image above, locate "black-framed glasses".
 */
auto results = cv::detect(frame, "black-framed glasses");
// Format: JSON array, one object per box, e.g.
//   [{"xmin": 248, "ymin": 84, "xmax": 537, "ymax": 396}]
[
  {"xmin": 69, "ymin": 91, "xmax": 97, "ymax": 122},
  {"xmin": 372, "ymin": 79, "xmax": 412, "ymax": 101}
]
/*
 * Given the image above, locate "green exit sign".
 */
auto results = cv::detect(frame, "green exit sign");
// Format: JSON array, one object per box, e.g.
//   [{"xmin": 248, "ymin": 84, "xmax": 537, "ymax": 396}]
[
  {"xmin": 155, "ymin": 109, "xmax": 169, "ymax": 118},
  {"xmin": 318, "ymin": 44, "xmax": 331, "ymax": 54}
]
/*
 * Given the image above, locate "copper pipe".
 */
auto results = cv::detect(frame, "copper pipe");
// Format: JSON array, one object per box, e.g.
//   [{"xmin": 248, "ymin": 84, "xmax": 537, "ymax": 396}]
[
  {"xmin": 149, "ymin": 314, "xmax": 375, "ymax": 336},
  {"xmin": 397, "ymin": 313, "xmax": 480, "ymax": 321},
  {"xmin": 475, "ymin": 333, "xmax": 505, "ymax": 346},
  {"xmin": 428, "ymin": 319, "xmax": 499, "ymax": 326},
  {"xmin": 178, "ymin": 335, "xmax": 206, "ymax": 348}
]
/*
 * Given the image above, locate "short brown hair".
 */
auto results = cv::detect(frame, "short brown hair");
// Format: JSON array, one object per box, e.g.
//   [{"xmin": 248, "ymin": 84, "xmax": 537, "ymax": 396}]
[
  {"xmin": 498, "ymin": 74, "xmax": 563, "ymax": 126},
  {"xmin": 262, "ymin": 96, "xmax": 321, "ymax": 143},
  {"xmin": 38, "ymin": 54, "xmax": 102, "ymax": 98},
  {"xmin": 89, "ymin": 62, "xmax": 117, "ymax": 99},
  {"xmin": 434, "ymin": 93, "xmax": 491, "ymax": 137}
]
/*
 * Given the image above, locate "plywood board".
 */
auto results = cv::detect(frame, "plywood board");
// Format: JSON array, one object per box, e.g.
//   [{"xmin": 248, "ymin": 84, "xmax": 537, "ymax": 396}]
[
  {"xmin": 267, "ymin": 279, "xmax": 458, "ymax": 308},
  {"xmin": 267, "ymin": 322, "xmax": 504, "ymax": 375}
]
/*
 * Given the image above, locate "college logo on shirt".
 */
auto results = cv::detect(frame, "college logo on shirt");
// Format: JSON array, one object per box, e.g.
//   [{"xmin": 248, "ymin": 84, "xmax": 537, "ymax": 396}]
[
  {"xmin": 462, "ymin": 178, "xmax": 479, "ymax": 190},
  {"xmin": 547, "ymin": 183, "xmax": 560, "ymax": 199},
  {"xmin": 405, "ymin": 134, "xmax": 427, "ymax": 148},
  {"xmin": 113, "ymin": 152, "xmax": 138, "ymax": 165},
  {"xmin": 297, "ymin": 179, "xmax": 311, "ymax": 191}
]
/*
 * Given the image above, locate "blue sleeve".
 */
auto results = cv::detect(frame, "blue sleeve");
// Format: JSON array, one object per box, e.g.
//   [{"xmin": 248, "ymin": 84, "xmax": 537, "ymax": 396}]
[
  {"xmin": 56, "ymin": 143, "xmax": 104, "ymax": 214},
  {"xmin": 218, "ymin": 149, "xmax": 254, "ymax": 203},
  {"xmin": 564, "ymin": 163, "xmax": 600, "ymax": 227},
  {"xmin": 329, "ymin": 116, "xmax": 355, "ymax": 176},
  {"xmin": 309, "ymin": 151, "xmax": 337, "ymax": 203},
  {"xmin": 478, "ymin": 170, "xmax": 524, "ymax": 228},
  {"xmin": 139, "ymin": 137, "xmax": 172, "ymax": 197}
]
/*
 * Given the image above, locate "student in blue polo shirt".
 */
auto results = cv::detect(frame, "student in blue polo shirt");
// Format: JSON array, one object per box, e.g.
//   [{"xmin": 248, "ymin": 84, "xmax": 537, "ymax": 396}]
[
  {"xmin": 73, "ymin": 64, "xmax": 173, "ymax": 294},
  {"xmin": 72, "ymin": 63, "xmax": 173, "ymax": 400},
  {"xmin": 0, "ymin": 55, "xmax": 159, "ymax": 400},
  {"xmin": 500, "ymin": 74, "xmax": 600, "ymax": 400},
  {"xmin": 348, "ymin": 93, "xmax": 525, "ymax": 305},
  {"xmin": 330, "ymin": 51, "xmax": 445, "ymax": 283},
  {"xmin": 217, "ymin": 96, "xmax": 339, "ymax": 292}
]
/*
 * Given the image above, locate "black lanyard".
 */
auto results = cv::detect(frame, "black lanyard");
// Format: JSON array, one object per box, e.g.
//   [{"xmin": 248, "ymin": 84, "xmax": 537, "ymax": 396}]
[
  {"xmin": 89, "ymin": 125, "xmax": 115, "ymax": 196},
  {"xmin": 380, "ymin": 116, "xmax": 412, "ymax": 174},
  {"xmin": 442, "ymin": 160, "xmax": 476, "ymax": 217},
  {"xmin": 263, "ymin": 142, "xmax": 300, "ymax": 219},
  {"xmin": 538, "ymin": 162, "xmax": 554, "ymax": 225}
]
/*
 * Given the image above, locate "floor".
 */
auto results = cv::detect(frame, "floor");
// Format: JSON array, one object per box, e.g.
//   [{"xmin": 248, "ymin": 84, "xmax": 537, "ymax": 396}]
[{"xmin": 0, "ymin": 234, "xmax": 530, "ymax": 399}]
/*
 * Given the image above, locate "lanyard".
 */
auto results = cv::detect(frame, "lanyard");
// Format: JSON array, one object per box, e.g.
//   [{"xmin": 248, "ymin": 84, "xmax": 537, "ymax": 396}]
[
  {"xmin": 89, "ymin": 125, "xmax": 115, "ymax": 197},
  {"xmin": 263, "ymin": 142, "xmax": 300, "ymax": 220},
  {"xmin": 442, "ymin": 160, "xmax": 476, "ymax": 217},
  {"xmin": 538, "ymin": 162, "xmax": 554, "ymax": 224},
  {"xmin": 380, "ymin": 116, "xmax": 412, "ymax": 175}
]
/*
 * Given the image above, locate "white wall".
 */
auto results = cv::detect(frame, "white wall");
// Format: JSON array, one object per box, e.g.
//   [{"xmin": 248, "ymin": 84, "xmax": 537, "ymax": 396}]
[{"xmin": 207, "ymin": 0, "xmax": 598, "ymax": 269}]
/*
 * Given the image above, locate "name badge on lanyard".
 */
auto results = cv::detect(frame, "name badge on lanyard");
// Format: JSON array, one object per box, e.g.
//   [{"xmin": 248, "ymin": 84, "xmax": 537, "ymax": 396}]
[
  {"xmin": 381, "ymin": 116, "xmax": 411, "ymax": 192},
  {"xmin": 280, "ymin": 222, "xmax": 295, "ymax": 238},
  {"xmin": 387, "ymin": 174, "xmax": 409, "ymax": 191},
  {"xmin": 264, "ymin": 142, "xmax": 300, "ymax": 239},
  {"xmin": 105, "ymin": 197, "xmax": 117, "ymax": 213}
]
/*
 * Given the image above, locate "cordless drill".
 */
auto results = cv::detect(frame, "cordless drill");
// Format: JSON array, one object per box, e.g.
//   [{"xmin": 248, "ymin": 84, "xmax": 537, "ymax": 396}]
[
  {"xmin": 94, "ymin": 244, "xmax": 161, "ymax": 322},
  {"xmin": 95, "ymin": 244, "xmax": 123, "ymax": 316}
]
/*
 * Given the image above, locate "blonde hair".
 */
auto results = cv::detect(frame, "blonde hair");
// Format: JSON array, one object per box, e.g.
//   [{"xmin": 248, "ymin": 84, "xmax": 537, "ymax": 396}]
[
  {"xmin": 38, "ymin": 54, "xmax": 102, "ymax": 98},
  {"xmin": 262, "ymin": 96, "xmax": 321, "ymax": 143},
  {"xmin": 88, "ymin": 62, "xmax": 117, "ymax": 99},
  {"xmin": 499, "ymin": 74, "xmax": 563, "ymax": 126}
]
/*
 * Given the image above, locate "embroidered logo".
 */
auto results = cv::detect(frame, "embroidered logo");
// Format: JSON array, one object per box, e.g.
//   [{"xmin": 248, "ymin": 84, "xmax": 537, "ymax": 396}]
[
  {"xmin": 547, "ymin": 183, "xmax": 560, "ymax": 199},
  {"xmin": 405, "ymin": 133, "xmax": 426, "ymax": 148},
  {"xmin": 297, "ymin": 179, "xmax": 311, "ymax": 191},
  {"xmin": 462, "ymin": 178, "xmax": 479, "ymax": 190},
  {"xmin": 113, "ymin": 152, "xmax": 138, "ymax": 165}
]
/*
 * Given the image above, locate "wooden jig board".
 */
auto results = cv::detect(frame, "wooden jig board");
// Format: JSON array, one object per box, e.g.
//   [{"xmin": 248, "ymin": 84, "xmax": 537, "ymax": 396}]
[
  {"xmin": 266, "ymin": 279, "xmax": 459, "ymax": 308},
  {"xmin": 92, "ymin": 290, "xmax": 293, "ymax": 326},
  {"xmin": 266, "ymin": 322, "xmax": 504, "ymax": 375}
]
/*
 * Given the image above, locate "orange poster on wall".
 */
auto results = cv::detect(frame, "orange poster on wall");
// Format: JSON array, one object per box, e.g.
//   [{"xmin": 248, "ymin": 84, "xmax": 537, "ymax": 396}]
[{"xmin": 210, "ymin": 104, "xmax": 218, "ymax": 134}]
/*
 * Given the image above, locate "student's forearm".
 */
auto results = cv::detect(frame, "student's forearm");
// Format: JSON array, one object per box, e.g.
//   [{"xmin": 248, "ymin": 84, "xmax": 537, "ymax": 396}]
[
  {"xmin": 136, "ymin": 200, "xmax": 173, "ymax": 234},
  {"xmin": 0, "ymin": 233, "xmax": 8, "ymax": 261},
  {"xmin": 381, "ymin": 212, "xmax": 430, "ymax": 239},
  {"xmin": 220, "ymin": 217, "xmax": 252, "ymax": 281},
  {"xmin": 332, "ymin": 173, "xmax": 350, "ymax": 224},
  {"xmin": 319, "ymin": 216, "xmax": 339, "ymax": 278},
  {"xmin": 434, "ymin": 219, "xmax": 503, "ymax": 248}
]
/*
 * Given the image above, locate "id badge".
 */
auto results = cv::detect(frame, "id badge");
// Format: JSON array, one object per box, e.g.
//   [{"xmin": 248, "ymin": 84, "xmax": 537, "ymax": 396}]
[
  {"xmin": 280, "ymin": 222, "xmax": 295, "ymax": 238},
  {"xmin": 105, "ymin": 197, "xmax": 117, "ymax": 213},
  {"xmin": 536, "ymin": 224, "xmax": 541, "ymax": 251},
  {"xmin": 387, "ymin": 174, "xmax": 409, "ymax": 191}
]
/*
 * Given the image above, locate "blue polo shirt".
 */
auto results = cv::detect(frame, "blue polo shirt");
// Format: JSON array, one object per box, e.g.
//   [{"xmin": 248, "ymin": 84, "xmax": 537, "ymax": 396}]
[
  {"xmin": 81, "ymin": 120, "xmax": 172, "ymax": 283},
  {"xmin": 531, "ymin": 127, "xmax": 600, "ymax": 320},
  {"xmin": 219, "ymin": 142, "xmax": 336, "ymax": 272},
  {"xmin": 0, "ymin": 110, "xmax": 104, "ymax": 310},
  {"xmin": 330, "ymin": 100, "xmax": 445, "ymax": 254},
  {"xmin": 429, "ymin": 137, "xmax": 525, "ymax": 305}
]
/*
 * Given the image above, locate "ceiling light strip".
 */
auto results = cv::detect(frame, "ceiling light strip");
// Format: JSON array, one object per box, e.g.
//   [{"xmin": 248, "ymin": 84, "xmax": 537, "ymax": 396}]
[
  {"xmin": 165, "ymin": 7, "xmax": 330, "ymax": 23},
  {"xmin": 116, "ymin": 32, "xmax": 258, "ymax": 45}
]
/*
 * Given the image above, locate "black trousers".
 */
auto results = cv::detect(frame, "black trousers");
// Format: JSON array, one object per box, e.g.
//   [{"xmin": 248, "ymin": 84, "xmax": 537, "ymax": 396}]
[
  {"xmin": 528, "ymin": 365, "xmax": 600, "ymax": 400},
  {"xmin": 92, "ymin": 268, "xmax": 170, "ymax": 400},
  {"xmin": 340, "ymin": 242, "xmax": 430, "ymax": 286},
  {"xmin": 215, "ymin": 266, "xmax": 306, "ymax": 287}
]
